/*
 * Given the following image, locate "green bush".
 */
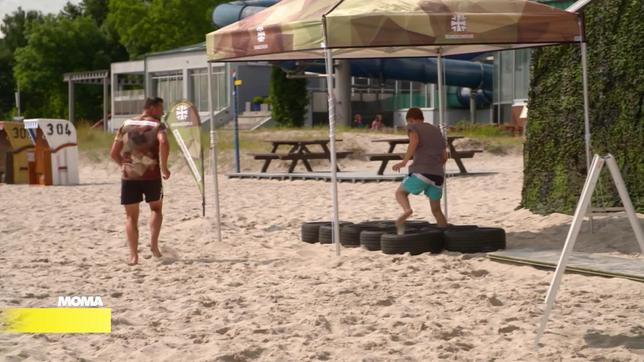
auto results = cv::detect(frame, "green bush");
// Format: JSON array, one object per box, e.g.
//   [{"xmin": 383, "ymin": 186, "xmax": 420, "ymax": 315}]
[
  {"xmin": 521, "ymin": 0, "xmax": 644, "ymax": 214},
  {"xmin": 251, "ymin": 96, "xmax": 265, "ymax": 104},
  {"xmin": 269, "ymin": 66, "xmax": 307, "ymax": 127}
]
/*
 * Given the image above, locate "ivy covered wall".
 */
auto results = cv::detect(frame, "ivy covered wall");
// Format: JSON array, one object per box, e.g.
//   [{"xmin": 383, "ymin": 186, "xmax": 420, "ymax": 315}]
[{"xmin": 522, "ymin": 0, "xmax": 643, "ymax": 214}]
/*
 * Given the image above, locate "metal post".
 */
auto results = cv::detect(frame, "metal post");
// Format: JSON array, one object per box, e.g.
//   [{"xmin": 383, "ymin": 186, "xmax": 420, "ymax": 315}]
[
  {"xmin": 604, "ymin": 155, "xmax": 644, "ymax": 253},
  {"xmin": 103, "ymin": 78, "xmax": 109, "ymax": 133},
  {"xmin": 324, "ymin": 47, "xmax": 341, "ymax": 257},
  {"xmin": 232, "ymin": 71, "xmax": 241, "ymax": 173},
  {"xmin": 15, "ymin": 81, "xmax": 21, "ymax": 118},
  {"xmin": 437, "ymin": 50, "xmax": 448, "ymax": 221},
  {"xmin": 409, "ymin": 81, "xmax": 413, "ymax": 108},
  {"xmin": 535, "ymin": 154, "xmax": 604, "ymax": 346},
  {"xmin": 207, "ymin": 63, "xmax": 223, "ymax": 242},
  {"xmin": 581, "ymin": 42, "xmax": 592, "ymax": 172},
  {"xmin": 68, "ymin": 80, "xmax": 75, "ymax": 124},
  {"xmin": 469, "ymin": 89, "xmax": 476, "ymax": 124}
]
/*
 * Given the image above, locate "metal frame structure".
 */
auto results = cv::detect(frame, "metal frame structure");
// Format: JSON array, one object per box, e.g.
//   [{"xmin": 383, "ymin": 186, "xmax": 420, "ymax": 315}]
[
  {"xmin": 63, "ymin": 70, "xmax": 110, "ymax": 131},
  {"xmin": 535, "ymin": 154, "xmax": 644, "ymax": 346}
]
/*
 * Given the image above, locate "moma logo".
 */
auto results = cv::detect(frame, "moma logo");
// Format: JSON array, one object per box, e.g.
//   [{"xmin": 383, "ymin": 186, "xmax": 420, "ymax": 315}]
[{"xmin": 57, "ymin": 296, "xmax": 104, "ymax": 307}]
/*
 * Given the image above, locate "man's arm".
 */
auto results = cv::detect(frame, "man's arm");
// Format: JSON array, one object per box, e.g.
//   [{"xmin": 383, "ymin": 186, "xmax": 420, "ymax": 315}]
[
  {"xmin": 110, "ymin": 137, "xmax": 123, "ymax": 166},
  {"xmin": 392, "ymin": 131, "xmax": 419, "ymax": 171},
  {"xmin": 158, "ymin": 130, "xmax": 171, "ymax": 180}
]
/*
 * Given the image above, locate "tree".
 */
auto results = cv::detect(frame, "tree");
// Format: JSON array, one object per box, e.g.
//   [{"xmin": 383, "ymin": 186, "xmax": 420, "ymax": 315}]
[
  {"xmin": 521, "ymin": 0, "xmax": 643, "ymax": 213},
  {"xmin": 13, "ymin": 15, "xmax": 112, "ymax": 120},
  {"xmin": 269, "ymin": 66, "xmax": 308, "ymax": 127},
  {"xmin": 0, "ymin": 8, "xmax": 43, "ymax": 118},
  {"xmin": 107, "ymin": 0, "xmax": 226, "ymax": 58}
]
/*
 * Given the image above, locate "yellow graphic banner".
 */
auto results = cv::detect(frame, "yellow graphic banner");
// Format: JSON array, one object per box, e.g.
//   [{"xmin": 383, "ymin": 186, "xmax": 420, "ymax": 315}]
[{"xmin": 1, "ymin": 308, "xmax": 111, "ymax": 333}]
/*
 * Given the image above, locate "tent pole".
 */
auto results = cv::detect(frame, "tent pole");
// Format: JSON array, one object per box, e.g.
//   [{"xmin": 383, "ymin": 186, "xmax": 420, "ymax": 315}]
[
  {"xmin": 207, "ymin": 62, "xmax": 223, "ymax": 242},
  {"xmin": 324, "ymin": 46, "xmax": 341, "ymax": 257},
  {"xmin": 581, "ymin": 42, "xmax": 592, "ymax": 176},
  {"xmin": 437, "ymin": 50, "xmax": 448, "ymax": 221},
  {"xmin": 535, "ymin": 154, "xmax": 604, "ymax": 347}
]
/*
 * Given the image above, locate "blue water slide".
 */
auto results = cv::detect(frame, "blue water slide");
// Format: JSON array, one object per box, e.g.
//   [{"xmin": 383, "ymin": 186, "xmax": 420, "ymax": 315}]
[
  {"xmin": 212, "ymin": 0, "xmax": 493, "ymax": 107},
  {"xmin": 212, "ymin": 0, "xmax": 280, "ymax": 27}
]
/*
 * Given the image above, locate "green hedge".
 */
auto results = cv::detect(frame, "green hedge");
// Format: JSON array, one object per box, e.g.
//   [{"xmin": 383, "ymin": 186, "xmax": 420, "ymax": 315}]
[
  {"xmin": 522, "ymin": 0, "xmax": 644, "ymax": 214},
  {"xmin": 269, "ymin": 66, "xmax": 308, "ymax": 127}
]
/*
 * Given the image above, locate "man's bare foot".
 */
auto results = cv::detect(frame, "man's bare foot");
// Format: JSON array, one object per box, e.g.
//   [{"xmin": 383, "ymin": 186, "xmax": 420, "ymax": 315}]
[
  {"xmin": 396, "ymin": 209, "xmax": 413, "ymax": 235},
  {"xmin": 150, "ymin": 247, "xmax": 162, "ymax": 258},
  {"xmin": 128, "ymin": 255, "xmax": 138, "ymax": 266}
]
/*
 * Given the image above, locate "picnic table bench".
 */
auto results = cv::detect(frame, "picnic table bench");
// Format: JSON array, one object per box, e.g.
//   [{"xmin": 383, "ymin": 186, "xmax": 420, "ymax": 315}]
[
  {"xmin": 250, "ymin": 139, "xmax": 352, "ymax": 173},
  {"xmin": 365, "ymin": 136, "xmax": 483, "ymax": 175}
]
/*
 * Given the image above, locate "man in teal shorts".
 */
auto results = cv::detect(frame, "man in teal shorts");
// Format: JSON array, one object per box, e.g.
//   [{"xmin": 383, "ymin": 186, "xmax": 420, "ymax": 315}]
[{"xmin": 392, "ymin": 107, "xmax": 448, "ymax": 233}]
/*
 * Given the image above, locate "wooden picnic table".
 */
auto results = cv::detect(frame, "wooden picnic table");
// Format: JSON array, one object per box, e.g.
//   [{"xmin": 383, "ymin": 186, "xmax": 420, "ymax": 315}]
[
  {"xmin": 251, "ymin": 139, "xmax": 351, "ymax": 173},
  {"xmin": 368, "ymin": 136, "xmax": 482, "ymax": 175}
]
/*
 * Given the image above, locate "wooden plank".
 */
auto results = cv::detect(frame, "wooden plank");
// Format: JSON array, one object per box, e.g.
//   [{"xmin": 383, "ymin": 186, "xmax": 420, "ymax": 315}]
[{"xmin": 488, "ymin": 249, "xmax": 644, "ymax": 283}]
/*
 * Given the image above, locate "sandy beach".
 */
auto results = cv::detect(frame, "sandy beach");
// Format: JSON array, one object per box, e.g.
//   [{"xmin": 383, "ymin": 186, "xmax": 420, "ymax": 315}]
[{"xmin": 1, "ymin": 132, "xmax": 643, "ymax": 361}]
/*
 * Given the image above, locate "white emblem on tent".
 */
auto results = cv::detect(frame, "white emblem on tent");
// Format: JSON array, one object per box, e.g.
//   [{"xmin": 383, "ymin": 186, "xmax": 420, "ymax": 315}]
[
  {"xmin": 450, "ymin": 15, "xmax": 467, "ymax": 32},
  {"xmin": 257, "ymin": 26, "xmax": 266, "ymax": 43},
  {"xmin": 176, "ymin": 105, "xmax": 189, "ymax": 121}
]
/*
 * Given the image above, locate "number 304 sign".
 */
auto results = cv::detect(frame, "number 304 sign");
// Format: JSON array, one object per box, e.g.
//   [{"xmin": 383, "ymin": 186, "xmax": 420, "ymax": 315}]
[{"xmin": 45, "ymin": 122, "xmax": 72, "ymax": 136}]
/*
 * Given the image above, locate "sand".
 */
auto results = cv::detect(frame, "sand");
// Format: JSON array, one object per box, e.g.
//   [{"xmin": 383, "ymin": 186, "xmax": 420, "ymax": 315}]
[{"xmin": 1, "ymin": 132, "xmax": 643, "ymax": 361}]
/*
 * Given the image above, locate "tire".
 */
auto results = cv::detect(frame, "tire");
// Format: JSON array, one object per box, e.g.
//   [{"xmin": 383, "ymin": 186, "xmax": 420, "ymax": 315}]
[
  {"xmin": 443, "ymin": 227, "xmax": 506, "ymax": 253},
  {"xmin": 360, "ymin": 228, "xmax": 396, "ymax": 251},
  {"xmin": 340, "ymin": 224, "xmax": 382, "ymax": 247},
  {"xmin": 368, "ymin": 219, "xmax": 432, "ymax": 229},
  {"xmin": 301, "ymin": 222, "xmax": 330, "ymax": 243},
  {"xmin": 381, "ymin": 230, "xmax": 444, "ymax": 255},
  {"xmin": 318, "ymin": 222, "xmax": 353, "ymax": 244}
]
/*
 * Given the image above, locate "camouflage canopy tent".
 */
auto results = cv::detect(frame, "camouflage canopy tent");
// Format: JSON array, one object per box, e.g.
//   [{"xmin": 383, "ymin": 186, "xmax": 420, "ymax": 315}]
[{"xmin": 205, "ymin": 0, "xmax": 587, "ymax": 254}]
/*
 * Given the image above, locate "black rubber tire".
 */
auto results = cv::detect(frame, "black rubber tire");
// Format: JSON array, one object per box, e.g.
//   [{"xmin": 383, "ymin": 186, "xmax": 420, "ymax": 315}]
[
  {"xmin": 360, "ymin": 228, "xmax": 396, "ymax": 251},
  {"xmin": 301, "ymin": 222, "xmax": 331, "ymax": 243},
  {"xmin": 318, "ymin": 222, "xmax": 353, "ymax": 244},
  {"xmin": 443, "ymin": 227, "xmax": 506, "ymax": 253},
  {"xmin": 381, "ymin": 230, "xmax": 444, "ymax": 255},
  {"xmin": 340, "ymin": 224, "xmax": 382, "ymax": 247},
  {"xmin": 368, "ymin": 219, "xmax": 432, "ymax": 229}
]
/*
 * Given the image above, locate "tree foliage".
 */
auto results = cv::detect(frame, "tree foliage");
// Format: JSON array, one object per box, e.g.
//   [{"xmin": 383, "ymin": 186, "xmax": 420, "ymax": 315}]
[
  {"xmin": 522, "ymin": 0, "xmax": 643, "ymax": 213},
  {"xmin": 0, "ymin": 8, "xmax": 43, "ymax": 118},
  {"xmin": 269, "ymin": 66, "xmax": 308, "ymax": 127},
  {"xmin": 13, "ymin": 14, "xmax": 113, "ymax": 119},
  {"xmin": 2, "ymin": 0, "xmax": 222, "ymax": 120},
  {"xmin": 107, "ymin": 0, "xmax": 224, "ymax": 58}
]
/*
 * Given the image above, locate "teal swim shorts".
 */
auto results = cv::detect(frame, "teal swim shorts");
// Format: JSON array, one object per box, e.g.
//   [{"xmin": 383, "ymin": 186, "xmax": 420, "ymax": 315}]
[{"xmin": 402, "ymin": 174, "xmax": 443, "ymax": 200}]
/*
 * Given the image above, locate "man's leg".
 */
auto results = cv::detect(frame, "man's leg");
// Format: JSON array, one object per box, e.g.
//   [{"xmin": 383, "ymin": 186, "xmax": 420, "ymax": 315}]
[
  {"xmin": 395, "ymin": 184, "xmax": 413, "ymax": 235},
  {"xmin": 124, "ymin": 204, "xmax": 140, "ymax": 265},
  {"xmin": 149, "ymin": 200, "xmax": 163, "ymax": 258}
]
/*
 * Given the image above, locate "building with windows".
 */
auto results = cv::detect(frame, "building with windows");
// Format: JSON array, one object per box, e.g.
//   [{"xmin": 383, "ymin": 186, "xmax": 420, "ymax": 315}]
[{"xmin": 110, "ymin": 43, "xmax": 271, "ymax": 132}]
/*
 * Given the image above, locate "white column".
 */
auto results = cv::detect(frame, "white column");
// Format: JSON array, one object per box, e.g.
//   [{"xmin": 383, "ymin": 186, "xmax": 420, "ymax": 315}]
[{"xmin": 335, "ymin": 59, "xmax": 351, "ymax": 127}]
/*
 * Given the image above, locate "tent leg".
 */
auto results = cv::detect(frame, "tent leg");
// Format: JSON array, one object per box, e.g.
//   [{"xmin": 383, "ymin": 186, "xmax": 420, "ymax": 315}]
[
  {"xmin": 207, "ymin": 62, "xmax": 223, "ymax": 242},
  {"xmin": 324, "ymin": 47, "xmax": 341, "ymax": 257},
  {"xmin": 580, "ymin": 43, "xmax": 592, "ymax": 176},
  {"xmin": 437, "ymin": 51, "xmax": 448, "ymax": 221},
  {"xmin": 580, "ymin": 41, "xmax": 594, "ymax": 231},
  {"xmin": 535, "ymin": 154, "xmax": 604, "ymax": 347},
  {"xmin": 604, "ymin": 155, "xmax": 644, "ymax": 253}
]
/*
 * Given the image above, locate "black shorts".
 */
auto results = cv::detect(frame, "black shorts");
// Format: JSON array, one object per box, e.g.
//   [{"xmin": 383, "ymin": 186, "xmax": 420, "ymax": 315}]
[{"xmin": 121, "ymin": 179, "xmax": 163, "ymax": 205}]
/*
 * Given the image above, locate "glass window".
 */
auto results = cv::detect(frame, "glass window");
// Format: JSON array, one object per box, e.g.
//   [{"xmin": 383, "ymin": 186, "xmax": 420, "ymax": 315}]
[
  {"xmin": 188, "ymin": 67, "xmax": 229, "ymax": 113},
  {"xmin": 152, "ymin": 72, "xmax": 183, "ymax": 111},
  {"xmin": 514, "ymin": 49, "xmax": 531, "ymax": 100},
  {"xmin": 500, "ymin": 50, "xmax": 514, "ymax": 104}
]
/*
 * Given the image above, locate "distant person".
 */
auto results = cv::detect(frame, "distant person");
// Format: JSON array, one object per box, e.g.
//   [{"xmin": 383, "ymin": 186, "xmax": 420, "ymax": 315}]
[
  {"xmin": 110, "ymin": 97, "xmax": 171, "ymax": 265},
  {"xmin": 371, "ymin": 114, "xmax": 385, "ymax": 130},
  {"xmin": 392, "ymin": 107, "xmax": 448, "ymax": 234},
  {"xmin": 352, "ymin": 113, "xmax": 365, "ymax": 128}
]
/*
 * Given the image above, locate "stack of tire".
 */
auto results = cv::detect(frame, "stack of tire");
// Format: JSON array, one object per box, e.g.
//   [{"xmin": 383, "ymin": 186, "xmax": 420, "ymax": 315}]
[{"xmin": 302, "ymin": 220, "xmax": 505, "ymax": 255}]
